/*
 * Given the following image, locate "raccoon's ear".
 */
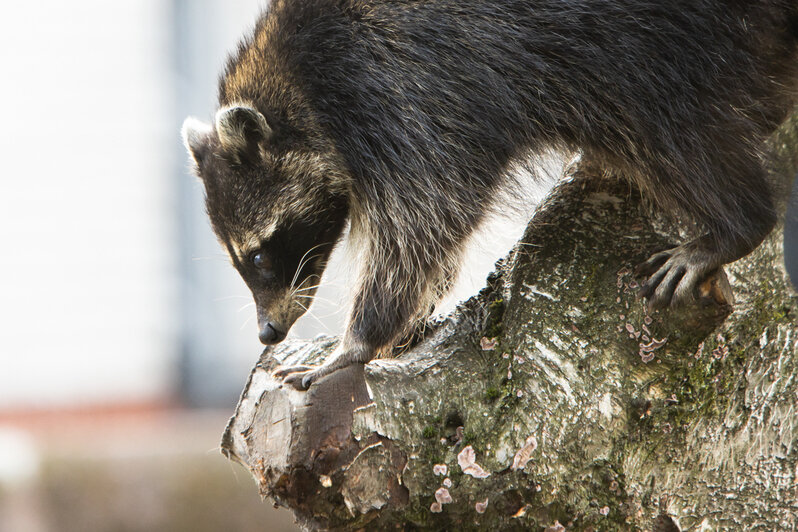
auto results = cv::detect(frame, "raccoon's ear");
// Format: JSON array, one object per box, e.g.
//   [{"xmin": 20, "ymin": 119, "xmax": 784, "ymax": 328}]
[
  {"xmin": 215, "ymin": 105, "xmax": 272, "ymax": 163},
  {"xmin": 181, "ymin": 117, "xmax": 213, "ymax": 167}
]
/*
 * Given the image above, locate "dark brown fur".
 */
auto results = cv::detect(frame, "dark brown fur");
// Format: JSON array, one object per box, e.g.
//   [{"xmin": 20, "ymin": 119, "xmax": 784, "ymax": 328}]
[{"xmin": 183, "ymin": 0, "xmax": 798, "ymax": 389}]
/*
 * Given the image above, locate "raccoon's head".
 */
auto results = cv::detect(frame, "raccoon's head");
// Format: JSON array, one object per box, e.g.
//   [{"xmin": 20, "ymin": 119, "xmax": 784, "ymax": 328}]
[{"xmin": 182, "ymin": 104, "xmax": 349, "ymax": 345}]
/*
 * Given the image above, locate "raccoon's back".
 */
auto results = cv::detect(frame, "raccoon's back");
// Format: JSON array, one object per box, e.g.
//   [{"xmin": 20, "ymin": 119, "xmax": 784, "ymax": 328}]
[
  {"xmin": 221, "ymin": 0, "xmax": 798, "ymax": 181},
  {"xmin": 224, "ymin": 0, "xmax": 798, "ymax": 122}
]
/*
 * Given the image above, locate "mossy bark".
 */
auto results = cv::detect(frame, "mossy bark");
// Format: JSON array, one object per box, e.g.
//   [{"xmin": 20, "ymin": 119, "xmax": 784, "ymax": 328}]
[{"xmin": 222, "ymin": 111, "xmax": 798, "ymax": 531}]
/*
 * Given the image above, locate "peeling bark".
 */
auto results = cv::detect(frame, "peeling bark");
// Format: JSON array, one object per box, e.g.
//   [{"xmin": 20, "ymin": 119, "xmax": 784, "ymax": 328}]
[{"xmin": 222, "ymin": 111, "xmax": 798, "ymax": 531}]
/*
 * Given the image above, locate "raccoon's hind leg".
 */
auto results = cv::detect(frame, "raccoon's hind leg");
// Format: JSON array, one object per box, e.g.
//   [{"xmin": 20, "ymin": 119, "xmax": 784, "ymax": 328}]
[{"xmin": 637, "ymin": 159, "xmax": 776, "ymax": 310}]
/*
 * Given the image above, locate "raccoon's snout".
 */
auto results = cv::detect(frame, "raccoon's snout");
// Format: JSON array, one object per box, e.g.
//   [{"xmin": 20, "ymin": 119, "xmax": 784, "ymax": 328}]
[{"xmin": 259, "ymin": 322, "xmax": 287, "ymax": 345}]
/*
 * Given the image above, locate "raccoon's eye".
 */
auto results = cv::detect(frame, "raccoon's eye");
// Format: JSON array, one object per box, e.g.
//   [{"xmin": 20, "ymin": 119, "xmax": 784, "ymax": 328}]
[
  {"xmin": 251, "ymin": 252, "xmax": 276, "ymax": 281},
  {"xmin": 252, "ymin": 252, "xmax": 270, "ymax": 270}
]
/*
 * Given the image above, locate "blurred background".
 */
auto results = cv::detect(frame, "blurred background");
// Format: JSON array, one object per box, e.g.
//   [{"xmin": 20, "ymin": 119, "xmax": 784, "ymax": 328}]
[
  {"xmin": 0, "ymin": 1, "xmax": 303, "ymax": 530},
  {"xmin": 0, "ymin": 1, "xmax": 796, "ymax": 531}
]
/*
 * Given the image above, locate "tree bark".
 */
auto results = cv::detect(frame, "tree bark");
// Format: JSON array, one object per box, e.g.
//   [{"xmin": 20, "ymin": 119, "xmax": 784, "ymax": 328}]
[{"xmin": 222, "ymin": 110, "xmax": 798, "ymax": 531}]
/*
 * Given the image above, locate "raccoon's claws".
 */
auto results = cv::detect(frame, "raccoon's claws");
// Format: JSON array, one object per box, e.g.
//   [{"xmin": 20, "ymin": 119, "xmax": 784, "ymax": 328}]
[
  {"xmin": 274, "ymin": 358, "xmax": 366, "ymax": 390},
  {"xmin": 283, "ymin": 369, "xmax": 318, "ymax": 390},
  {"xmin": 274, "ymin": 364, "xmax": 337, "ymax": 391},
  {"xmin": 637, "ymin": 244, "xmax": 716, "ymax": 311},
  {"xmin": 634, "ymin": 249, "xmax": 673, "ymax": 279},
  {"xmin": 272, "ymin": 365, "xmax": 318, "ymax": 390}
]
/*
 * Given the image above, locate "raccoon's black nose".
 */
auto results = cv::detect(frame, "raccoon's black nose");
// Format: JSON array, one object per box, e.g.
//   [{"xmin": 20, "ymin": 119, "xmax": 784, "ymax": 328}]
[{"xmin": 259, "ymin": 323, "xmax": 286, "ymax": 345}]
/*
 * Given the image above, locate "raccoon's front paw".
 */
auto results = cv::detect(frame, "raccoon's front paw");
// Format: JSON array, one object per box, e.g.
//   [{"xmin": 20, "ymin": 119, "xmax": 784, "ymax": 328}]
[
  {"xmin": 636, "ymin": 244, "xmax": 718, "ymax": 311},
  {"xmin": 272, "ymin": 365, "xmax": 319, "ymax": 390}
]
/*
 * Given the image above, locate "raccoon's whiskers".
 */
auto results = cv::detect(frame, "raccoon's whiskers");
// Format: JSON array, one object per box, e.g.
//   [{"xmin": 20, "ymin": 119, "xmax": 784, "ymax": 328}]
[
  {"xmin": 237, "ymin": 302, "xmax": 256, "ymax": 313},
  {"xmin": 293, "ymin": 300, "xmax": 330, "ymax": 332},
  {"xmin": 290, "ymin": 276, "xmax": 324, "ymax": 296},
  {"xmin": 239, "ymin": 313, "xmax": 256, "ymax": 331},
  {"xmin": 292, "ymin": 284, "xmax": 323, "ymax": 293},
  {"xmin": 289, "ymin": 243, "xmax": 327, "ymax": 290},
  {"xmin": 292, "ymin": 278, "xmax": 345, "ymax": 293},
  {"xmin": 290, "ymin": 253, "xmax": 323, "ymax": 288},
  {"xmin": 295, "ymin": 293, "xmax": 336, "ymax": 306}
]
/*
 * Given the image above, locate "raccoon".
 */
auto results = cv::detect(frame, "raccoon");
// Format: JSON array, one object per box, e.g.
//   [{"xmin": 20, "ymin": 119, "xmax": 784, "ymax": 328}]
[{"xmin": 183, "ymin": 0, "xmax": 798, "ymax": 390}]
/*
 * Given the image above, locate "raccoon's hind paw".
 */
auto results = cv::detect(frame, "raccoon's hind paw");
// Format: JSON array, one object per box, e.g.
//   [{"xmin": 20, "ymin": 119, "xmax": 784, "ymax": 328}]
[{"xmin": 636, "ymin": 244, "xmax": 720, "ymax": 311}]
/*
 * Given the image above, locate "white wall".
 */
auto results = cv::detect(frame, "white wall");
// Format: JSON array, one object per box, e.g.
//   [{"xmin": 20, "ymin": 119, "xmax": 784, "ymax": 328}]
[{"xmin": 0, "ymin": 1, "xmax": 177, "ymax": 407}]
